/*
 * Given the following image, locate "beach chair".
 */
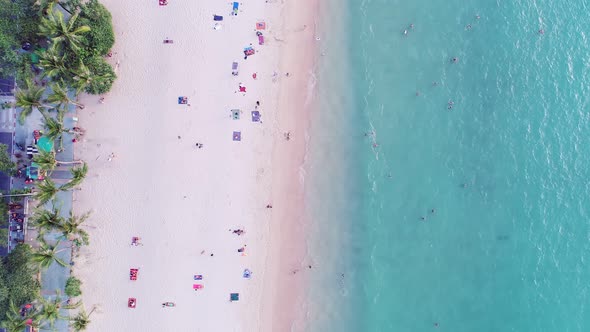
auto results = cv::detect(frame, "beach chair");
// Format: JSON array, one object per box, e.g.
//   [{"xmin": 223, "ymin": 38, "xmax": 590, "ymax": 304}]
[
  {"xmin": 232, "ymin": 2, "xmax": 239, "ymax": 16},
  {"xmin": 232, "ymin": 62, "xmax": 239, "ymax": 76},
  {"xmin": 233, "ymin": 131, "xmax": 241, "ymax": 141},
  {"xmin": 232, "ymin": 109, "xmax": 240, "ymax": 120},
  {"xmin": 230, "ymin": 293, "xmax": 239, "ymax": 301}
]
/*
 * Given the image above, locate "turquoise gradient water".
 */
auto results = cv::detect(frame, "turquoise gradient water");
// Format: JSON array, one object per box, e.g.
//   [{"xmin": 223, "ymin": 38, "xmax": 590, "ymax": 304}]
[{"xmin": 305, "ymin": 0, "xmax": 590, "ymax": 331}]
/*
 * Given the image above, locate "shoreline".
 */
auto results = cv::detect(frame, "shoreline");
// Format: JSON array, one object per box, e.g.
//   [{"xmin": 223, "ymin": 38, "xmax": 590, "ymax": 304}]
[
  {"xmin": 262, "ymin": 0, "xmax": 319, "ymax": 330},
  {"xmin": 72, "ymin": 0, "xmax": 319, "ymax": 330}
]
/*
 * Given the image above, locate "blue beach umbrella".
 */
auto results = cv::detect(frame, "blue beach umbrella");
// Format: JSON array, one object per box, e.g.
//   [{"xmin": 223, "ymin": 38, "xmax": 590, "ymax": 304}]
[{"xmin": 37, "ymin": 136, "xmax": 54, "ymax": 152}]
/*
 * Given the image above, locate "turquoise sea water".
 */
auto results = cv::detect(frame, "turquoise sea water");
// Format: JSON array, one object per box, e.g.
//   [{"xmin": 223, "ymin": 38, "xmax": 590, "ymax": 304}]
[{"xmin": 306, "ymin": 0, "xmax": 590, "ymax": 331}]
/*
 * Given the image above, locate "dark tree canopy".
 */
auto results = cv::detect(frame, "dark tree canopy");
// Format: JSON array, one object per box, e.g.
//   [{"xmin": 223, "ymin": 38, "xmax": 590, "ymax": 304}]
[
  {"xmin": 0, "ymin": 245, "xmax": 41, "ymax": 316},
  {"xmin": 77, "ymin": 0, "xmax": 115, "ymax": 59}
]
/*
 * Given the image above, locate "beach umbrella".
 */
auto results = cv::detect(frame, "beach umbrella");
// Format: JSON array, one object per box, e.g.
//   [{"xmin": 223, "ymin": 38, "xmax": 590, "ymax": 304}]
[{"xmin": 37, "ymin": 136, "xmax": 54, "ymax": 152}]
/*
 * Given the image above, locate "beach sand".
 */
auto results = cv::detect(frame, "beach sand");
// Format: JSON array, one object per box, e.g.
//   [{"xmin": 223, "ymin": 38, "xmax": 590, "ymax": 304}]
[{"xmin": 73, "ymin": 0, "xmax": 317, "ymax": 331}]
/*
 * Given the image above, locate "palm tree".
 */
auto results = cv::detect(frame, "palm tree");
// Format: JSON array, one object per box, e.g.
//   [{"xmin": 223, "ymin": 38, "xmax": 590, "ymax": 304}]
[
  {"xmin": 34, "ymin": 178, "xmax": 60, "ymax": 207},
  {"xmin": 38, "ymin": 48, "xmax": 67, "ymax": 78},
  {"xmin": 47, "ymin": 82, "xmax": 84, "ymax": 109},
  {"xmin": 33, "ymin": 150, "xmax": 83, "ymax": 175},
  {"xmin": 15, "ymin": 84, "xmax": 50, "ymax": 124},
  {"xmin": 30, "ymin": 205, "xmax": 64, "ymax": 233},
  {"xmin": 70, "ymin": 305, "xmax": 96, "ymax": 332},
  {"xmin": 59, "ymin": 211, "xmax": 90, "ymax": 246},
  {"xmin": 31, "ymin": 239, "xmax": 68, "ymax": 270},
  {"xmin": 42, "ymin": 109, "xmax": 71, "ymax": 152},
  {"xmin": 71, "ymin": 61, "xmax": 93, "ymax": 95},
  {"xmin": 1, "ymin": 301, "xmax": 29, "ymax": 332},
  {"xmin": 60, "ymin": 163, "xmax": 88, "ymax": 191},
  {"xmin": 36, "ymin": 290, "xmax": 80, "ymax": 329},
  {"xmin": 38, "ymin": 4, "xmax": 90, "ymax": 52},
  {"xmin": 38, "ymin": 0, "xmax": 74, "ymax": 15}
]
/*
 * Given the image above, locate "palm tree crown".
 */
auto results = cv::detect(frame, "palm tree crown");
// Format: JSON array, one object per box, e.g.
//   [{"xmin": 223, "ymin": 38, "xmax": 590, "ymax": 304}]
[
  {"xmin": 37, "ymin": 48, "xmax": 67, "ymax": 79},
  {"xmin": 38, "ymin": 4, "xmax": 90, "ymax": 52},
  {"xmin": 59, "ymin": 211, "xmax": 90, "ymax": 246},
  {"xmin": 15, "ymin": 85, "xmax": 50, "ymax": 124},
  {"xmin": 31, "ymin": 239, "xmax": 68, "ymax": 270},
  {"xmin": 61, "ymin": 163, "xmax": 88, "ymax": 191},
  {"xmin": 34, "ymin": 178, "xmax": 60, "ymax": 207}
]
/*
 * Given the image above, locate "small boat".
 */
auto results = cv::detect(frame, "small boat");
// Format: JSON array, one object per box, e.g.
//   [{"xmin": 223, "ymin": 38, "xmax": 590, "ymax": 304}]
[
  {"xmin": 128, "ymin": 298, "xmax": 136, "ymax": 308},
  {"xmin": 162, "ymin": 302, "xmax": 175, "ymax": 307}
]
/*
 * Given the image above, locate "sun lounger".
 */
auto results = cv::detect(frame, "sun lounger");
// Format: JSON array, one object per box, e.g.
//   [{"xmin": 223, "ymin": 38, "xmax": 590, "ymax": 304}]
[
  {"xmin": 232, "ymin": 2, "xmax": 239, "ymax": 16},
  {"xmin": 232, "ymin": 62, "xmax": 239, "ymax": 76},
  {"xmin": 213, "ymin": 15, "xmax": 223, "ymax": 21},
  {"xmin": 233, "ymin": 131, "xmax": 241, "ymax": 141}
]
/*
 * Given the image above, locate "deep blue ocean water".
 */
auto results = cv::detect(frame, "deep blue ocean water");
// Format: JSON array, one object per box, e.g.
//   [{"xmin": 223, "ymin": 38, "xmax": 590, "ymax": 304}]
[{"xmin": 305, "ymin": 0, "xmax": 590, "ymax": 331}]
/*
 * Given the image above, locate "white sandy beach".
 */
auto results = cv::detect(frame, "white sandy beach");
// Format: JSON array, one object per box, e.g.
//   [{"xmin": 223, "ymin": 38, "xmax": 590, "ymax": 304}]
[{"xmin": 72, "ymin": 0, "xmax": 317, "ymax": 331}]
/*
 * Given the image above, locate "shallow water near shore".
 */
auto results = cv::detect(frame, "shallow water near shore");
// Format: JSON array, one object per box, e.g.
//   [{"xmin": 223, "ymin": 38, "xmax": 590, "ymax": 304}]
[{"xmin": 306, "ymin": 0, "xmax": 590, "ymax": 331}]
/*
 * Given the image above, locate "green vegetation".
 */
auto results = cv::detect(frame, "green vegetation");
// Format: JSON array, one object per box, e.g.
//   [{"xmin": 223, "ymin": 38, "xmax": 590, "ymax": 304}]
[
  {"xmin": 0, "ymin": 245, "xmax": 41, "ymax": 316},
  {"xmin": 0, "ymin": 144, "xmax": 16, "ymax": 175},
  {"xmin": 0, "ymin": 0, "xmax": 41, "ymax": 78},
  {"xmin": 65, "ymin": 276, "xmax": 82, "ymax": 297},
  {"xmin": 1, "ymin": 0, "xmax": 114, "ymax": 329},
  {"xmin": 77, "ymin": 0, "xmax": 115, "ymax": 58}
]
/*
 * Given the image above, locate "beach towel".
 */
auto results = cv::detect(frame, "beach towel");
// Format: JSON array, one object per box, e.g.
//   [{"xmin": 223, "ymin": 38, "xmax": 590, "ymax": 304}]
[
  {"xmin": 243, "ymin": 269, "xmax": 252, "ymax": 279},
  {"xmin": 194, "ymin": 275, "xmax": 203, "ymax": 280},
  {"xmin": 256, "ymin": 22, "xmax": 266, "ymax": 30},
  {"xmin": 159, "ymin": 0, "xmax": 168, "ymax": 5},
  {"xmin": 213, "ymin": 15, "xmax": 223, "ymax": 21},
  {"xmin": 230, "ymin": 293, "xmax": 239, "ymax": 301},
  {"xmin": 178, "ymin": 96, "xmax": 188, "ymax": 104},
  {"xmin": 232, "ymin": 2, "xmax": 239, "ymax": 16},
  {"xmin": 193, "ymin": 284, "xmax": 204, "ymax": 290},
  {"xmin": 233, "ymin": 131, "xmax": 241, "ymax": 141},
  {"xmin": 251, "ymin": 111, "xmax": 260, "ymax": 122},
  {"xmin": 239, "ymin": 86, "xmax": 246, "ymax": 93}
]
